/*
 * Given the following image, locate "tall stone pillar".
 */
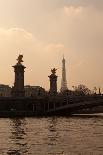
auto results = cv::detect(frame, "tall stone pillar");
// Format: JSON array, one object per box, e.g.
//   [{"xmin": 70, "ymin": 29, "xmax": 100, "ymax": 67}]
[
  {"xmin": 12, "ymin": 55, "xmax": 26, "ymax": 97},
  {"xmin": 48, "ymin": 68, "xmax": 58, "ymax": 94}
]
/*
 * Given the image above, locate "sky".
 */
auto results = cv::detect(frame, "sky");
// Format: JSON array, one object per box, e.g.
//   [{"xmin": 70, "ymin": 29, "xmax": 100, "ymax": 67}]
[{"xmin": 0, "ymin": 0, "xmax": 103, "ymax": 91}]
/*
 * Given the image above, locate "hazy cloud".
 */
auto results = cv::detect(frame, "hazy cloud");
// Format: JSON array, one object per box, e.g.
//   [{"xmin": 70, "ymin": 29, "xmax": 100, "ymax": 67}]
[
  {"xmin": 0, "ymin": 0, "xmax": 103, "ymax": 90},
  {"xmin": 0, "ymin": 27, "xmax": 64, "ymax": 89}
]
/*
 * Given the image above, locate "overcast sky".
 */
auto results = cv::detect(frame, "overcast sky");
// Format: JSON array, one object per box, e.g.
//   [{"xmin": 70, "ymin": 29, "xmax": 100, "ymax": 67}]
[{"xmin": 0, "ymin": 0, "xmax": 103, "ymax": 91}]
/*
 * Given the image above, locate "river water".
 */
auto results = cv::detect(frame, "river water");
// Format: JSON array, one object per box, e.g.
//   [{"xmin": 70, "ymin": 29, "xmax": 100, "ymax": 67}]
[{"xmin": 0, "ymin": 115, "xmax": 103, "ymax": 155}]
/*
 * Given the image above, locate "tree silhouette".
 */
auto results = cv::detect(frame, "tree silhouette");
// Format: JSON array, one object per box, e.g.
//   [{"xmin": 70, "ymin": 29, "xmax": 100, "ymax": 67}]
[{"xmin": 73, "ymin": 84, "xmax": 91, "ymax": 95}]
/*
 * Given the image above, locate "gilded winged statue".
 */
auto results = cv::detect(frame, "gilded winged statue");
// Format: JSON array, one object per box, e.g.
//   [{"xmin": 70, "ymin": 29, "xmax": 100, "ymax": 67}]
[
  {"xmin": 51, "ymin": 68, "xmax": 57, "ymax": 75},
  {"xmin": 17, "ymin": 54, "xmax": 23, "ymax": 64}
]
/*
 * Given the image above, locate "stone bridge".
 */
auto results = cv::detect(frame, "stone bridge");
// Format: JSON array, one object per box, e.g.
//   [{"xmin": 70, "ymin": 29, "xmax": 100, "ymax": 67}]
[{"xmin": 44, "ymin": 96, "xmax": 103, "ymax": 115}]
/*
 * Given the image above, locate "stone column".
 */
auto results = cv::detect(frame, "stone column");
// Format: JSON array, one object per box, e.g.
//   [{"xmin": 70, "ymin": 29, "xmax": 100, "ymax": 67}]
[
  {"xmin": 12, "ymin": 55, "xmax": 26, "ymax": 97},
  {"xmin": 48, "ymin": 68, "xmax": 58, "ymax": 94}
]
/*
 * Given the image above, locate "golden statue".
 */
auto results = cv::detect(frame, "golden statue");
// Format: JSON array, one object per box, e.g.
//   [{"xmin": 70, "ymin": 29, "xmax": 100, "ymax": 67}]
[
  {"xmin": 17, "ymin": 54, "xmax": 23, "ymax": 64},
  {"xmin": 51, "ymin": 68, "xmax": 57, "ymax": 75}
]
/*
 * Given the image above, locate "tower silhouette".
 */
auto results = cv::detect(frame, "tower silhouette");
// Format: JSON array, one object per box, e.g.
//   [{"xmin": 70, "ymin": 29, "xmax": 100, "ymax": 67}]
[{"xmin": 60, "ymin": 56, "xmax": 68, "ymax": 92}]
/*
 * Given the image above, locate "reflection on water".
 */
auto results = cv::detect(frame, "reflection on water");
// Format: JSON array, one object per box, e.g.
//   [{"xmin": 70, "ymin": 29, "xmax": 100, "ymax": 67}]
[
  {"xmin": 0, "ymin": 115, "xmax": 103, "ymax": 155},
  {"xmin": 7, "ymin": 119, "xmax": 27, "ymax": 155},
  {"xmin": 47, "ymin": 117, "xmax": 62, "ymax": 155}
]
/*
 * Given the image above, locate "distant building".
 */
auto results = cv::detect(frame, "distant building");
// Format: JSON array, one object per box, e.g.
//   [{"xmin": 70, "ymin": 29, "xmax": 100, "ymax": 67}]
[
  {"xmin": 0, "ymin": 84, "xmax": 11, "ymax": 97},
  {"xmin": 24, "ymin": 85, "xmax": 46, "ymax": 97},
  {"xmin": 60, "ymin": 56, "xmax": 68, "ymax": 92}
]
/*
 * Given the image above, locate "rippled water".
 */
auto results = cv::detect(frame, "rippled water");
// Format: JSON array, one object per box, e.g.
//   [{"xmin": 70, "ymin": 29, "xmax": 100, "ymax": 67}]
[{"xmin": 0, "ymin": 115, "xmax": 103, "ymax": 155}]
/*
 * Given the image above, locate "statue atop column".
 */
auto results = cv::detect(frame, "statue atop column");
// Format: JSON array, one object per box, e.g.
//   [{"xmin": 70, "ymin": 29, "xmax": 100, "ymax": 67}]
[
  {"xmin": 16, "ymin": 54, "xmax": 23, "ymax": 64},
  {"xmin": 51, "ymin": 68, "xmax": 57, "ymax": 75},
  {"xmin": 48, "ymin": 68, "xmax": 58, "ymax": 94},
  {"xmin": 12, "ymin": 54, "xmax": 26, "ymax": 97}
]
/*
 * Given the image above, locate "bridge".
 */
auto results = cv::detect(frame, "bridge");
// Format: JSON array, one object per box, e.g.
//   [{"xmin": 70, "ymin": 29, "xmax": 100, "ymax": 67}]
[
  {"xmin": 0, "ymin": 95, "xmax": 102, "ymax": 117},
  {"xmin": 44, "ymin": 96, "xmax": 103, "ymax": 115}
]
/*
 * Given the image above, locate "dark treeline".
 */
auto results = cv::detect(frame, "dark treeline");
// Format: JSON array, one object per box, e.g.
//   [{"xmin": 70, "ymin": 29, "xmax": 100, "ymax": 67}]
[{"xmin": 60, "ymin": 84, "xmax": 102, "ymax": 96}]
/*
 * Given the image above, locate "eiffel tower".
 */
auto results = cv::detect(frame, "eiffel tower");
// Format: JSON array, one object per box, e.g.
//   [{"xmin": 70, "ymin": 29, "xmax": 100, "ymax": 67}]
[{"xmin": 60, "ymin": 56, "xmax": 68, "ymax": 92}]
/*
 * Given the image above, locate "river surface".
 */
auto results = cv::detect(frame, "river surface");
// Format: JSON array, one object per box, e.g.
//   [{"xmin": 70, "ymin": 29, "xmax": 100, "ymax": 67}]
[{"xmin": 0, "ymin": 114, "xmax": 103, "ymax": 155}]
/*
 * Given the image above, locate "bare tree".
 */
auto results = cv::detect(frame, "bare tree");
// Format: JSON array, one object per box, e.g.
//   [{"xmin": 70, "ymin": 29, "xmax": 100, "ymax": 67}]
[{"xmin": 73, "ymin": 84, "xmax": 91, "ymax": 96}]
